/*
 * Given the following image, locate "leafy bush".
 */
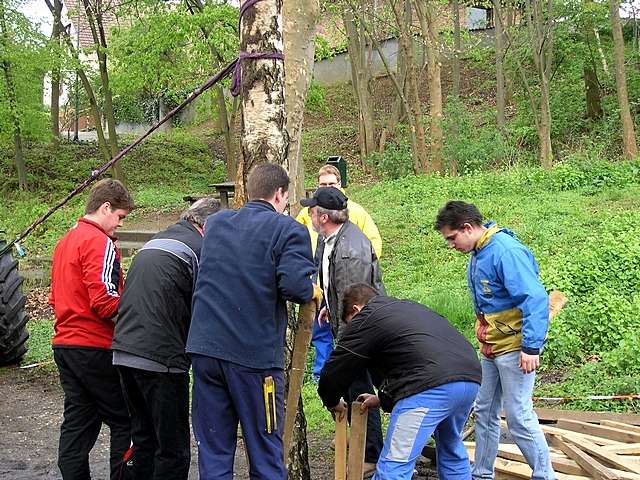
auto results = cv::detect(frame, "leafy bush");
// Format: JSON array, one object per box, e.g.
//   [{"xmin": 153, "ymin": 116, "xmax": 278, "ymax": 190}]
[
  {"xmin": 366, "ymin": 141, "xmax": 413, "ymax": 180},
  {"xmin": 305, "ymin": 82, "xmax": 330, "ymax": 116}
]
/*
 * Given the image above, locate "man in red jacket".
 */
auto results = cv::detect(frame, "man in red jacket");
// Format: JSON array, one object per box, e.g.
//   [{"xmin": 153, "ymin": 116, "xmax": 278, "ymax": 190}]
[{"xmin": 49, "ymin": 178, "xmax": 135, "ymax": 480}]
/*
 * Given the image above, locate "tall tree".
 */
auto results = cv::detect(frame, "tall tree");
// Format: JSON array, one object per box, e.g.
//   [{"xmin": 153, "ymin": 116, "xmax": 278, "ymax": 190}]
[
  {"xmin": 494, "ymin": 0, "xmax": 506, "ymax": 132},
  {"xmin": 283, "ymin": 0, "xmax": 320, "ymax": 213},
  {"xmin": 81, "ymin": 0, "xmax": 124, "ymax": 181},
  {"xmin": 610, "ymin": 0, "xmax": 638, "ymax": 159},
  {"xmin": 451, "ymin": 0, "xmax": 461, "ymax": 98},
  {"xmin": 50, "ymin": 0, "xmax": 63, "ymax": 142},
  {"xmin": 0, "ymin": 0, "xmax": 27, "ymax": 189}
]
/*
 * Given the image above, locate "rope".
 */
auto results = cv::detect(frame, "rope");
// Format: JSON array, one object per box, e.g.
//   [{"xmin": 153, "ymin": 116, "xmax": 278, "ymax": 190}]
[
  {"xmin": 0, "ymin": 59, "xmax": 238, "ymax": 258},
  {"xmin": 534, "ymin": 394, "xmax": 640, "ymax": 402}
]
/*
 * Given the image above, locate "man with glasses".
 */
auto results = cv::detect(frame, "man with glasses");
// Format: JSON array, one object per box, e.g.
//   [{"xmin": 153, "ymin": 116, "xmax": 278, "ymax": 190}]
[{"xmin": 435, "ymin": 200, "xmax": 555, "ymax": 480}]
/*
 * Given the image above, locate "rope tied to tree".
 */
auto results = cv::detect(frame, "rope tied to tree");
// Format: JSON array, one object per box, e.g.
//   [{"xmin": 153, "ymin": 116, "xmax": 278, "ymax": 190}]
[{"xmin": 230, "ymin": 0, "xmax": 284, "ymax": 97}]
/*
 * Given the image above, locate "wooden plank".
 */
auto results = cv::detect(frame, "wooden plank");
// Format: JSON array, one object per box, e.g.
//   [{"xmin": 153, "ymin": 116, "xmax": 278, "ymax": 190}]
[
  {"xmin": 602, "ymin": 445, "xmax": 640, "ymax": 455},
  {"xmin": 534, "ymin": 408, "xmax": 640, "ymax": 426},
  {"xmin": 466, "ymin": 445, "xmax": 589, "ymax": 480},
  {"xmin": 347, "ymin": 402, "xmax": 368, "ymax": 480},
  {"xmin": 601, "ymin": 422, "xmax": 640, "ymax": 435},
  {"xmin": 335, "ymin": 412, "xmax": 348, "ymax": 480},
  {"xmin": 562, "ymin": 436, "xmax": 640, "ymax": 475},
  {"xmin": 540, "ymin": 423, "xmax": 622, "ymax": 446},
  {"xmin": 557, "ymin": 420, "xmax": 640, "ymax": 444},
  {"xmin": 550, "ymin": 434, "xmax": 619, "ymax": 480}
]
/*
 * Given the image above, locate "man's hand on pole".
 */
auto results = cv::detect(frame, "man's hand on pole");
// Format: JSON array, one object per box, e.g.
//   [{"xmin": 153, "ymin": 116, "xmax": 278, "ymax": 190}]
[
  {"xmin": 330, "ymin": 399, "xmax": 348, "ymax": 421},
  {"xmin": 356, "ymin": 393, "xmax": 380, "ymax": 412},
  {"xmin": 317, "ymin": 306, "xmax": 329, "ymax": 326},
  {"xmin": 312, "ymin": 283, "xmax": 323, "ymax": 311},
  {"xmin": 519, "ymin": 352, "xmax": 539, "ymax": 374}
]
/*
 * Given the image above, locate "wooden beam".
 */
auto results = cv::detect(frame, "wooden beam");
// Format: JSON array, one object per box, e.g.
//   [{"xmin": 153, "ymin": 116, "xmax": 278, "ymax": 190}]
[
  {"xmin": 602, "ymin": 444, "xmax": 640, "ymax": 455},
  {"xmin": 347, "ymin": 402, "xmax": 368, "ymax": 480},
  {"xmin": 601, "ymin": 422, "xmax": 640, "ymax": 435},
  {"xmin": 550, "ymin": 434, "xmax": 619, "ymax": 480},
  {"xmin": 563, "ymin": 436, "xmax": 640, "ymax": 475},
  {"xmin": 540, "ymin": 423, "xmax": 622, "ymax": 446},
  {"xmin": 335, "ymin": 412, "xmax": 347, "ymax": 480},
  {"xmin": 557, "ymin": 420, "xmax": 640, "ymax": 444},
  {"xmin": 466, "ymin": 445, "xmax": 589, "ymax": 480},
  {"xmin": 533, "ymin": 408, "xmax": 640, "ymax": 426}
]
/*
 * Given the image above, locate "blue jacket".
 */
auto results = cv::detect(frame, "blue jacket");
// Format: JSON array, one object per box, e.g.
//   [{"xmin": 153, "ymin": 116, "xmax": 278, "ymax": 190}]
[
  {"xmin": 186, "ymin": 201, "xmax": 315, "ymax": 369},
  {"xmin": 468, "ymin": 222, "xmax": 549, "ymax": 357}
]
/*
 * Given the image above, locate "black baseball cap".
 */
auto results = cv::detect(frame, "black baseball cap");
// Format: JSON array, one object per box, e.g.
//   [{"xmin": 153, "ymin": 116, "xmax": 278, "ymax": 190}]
[{"xmin": 300, "ymin": 187, "xmax": 348, "ymax": 210}]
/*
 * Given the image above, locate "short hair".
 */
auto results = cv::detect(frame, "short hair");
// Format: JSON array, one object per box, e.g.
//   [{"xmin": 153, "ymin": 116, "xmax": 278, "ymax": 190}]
[
  {"xmin": 318, "ymin": 165, "xmax": 341, "ymax": 184},
  {"xmin": 180, "ymin": 197, "xmax": 221, "ymax": 227},
  {"xmin": 246, "ymin": 164, "xmax": 290, "ymax": 201},
  {"xmin": 85, "ymin": 179, "xmax": 134, "ymax": 214},
  {"xmin": 316, "ymin": 206, "xmax": 349, "ymax": 224},
  {"xmin": 434, "ymin": 200, "xmax": 484, "ymax": 231},
  {"xmin": 342, "ymin": 283, "xmax": 378, "ymax": 321}
]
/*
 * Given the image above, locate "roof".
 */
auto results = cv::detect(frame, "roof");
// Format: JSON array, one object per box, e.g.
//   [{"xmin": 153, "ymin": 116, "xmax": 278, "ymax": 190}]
[{"xmin": 66, "ymin": 0, "xmax": 120, "ymax": 50}]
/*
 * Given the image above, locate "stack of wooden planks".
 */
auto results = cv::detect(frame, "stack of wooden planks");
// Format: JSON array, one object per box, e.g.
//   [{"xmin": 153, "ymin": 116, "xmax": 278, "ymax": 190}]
[{"xmin": 465, "ymin": 409, "xmax": 640, "ymax": 480}]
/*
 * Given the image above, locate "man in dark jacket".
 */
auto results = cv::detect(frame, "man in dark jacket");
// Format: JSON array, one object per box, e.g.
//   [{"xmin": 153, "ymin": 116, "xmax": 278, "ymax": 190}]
[
  {"xmin": 301, "ymin": 187, "xmax": 385, "ymax": 473},
  {"xmin": 319, "ymin": 284, "xmax": 482, "ymax": 480},
  {"xmin": 112, "ymin": 197, "xmax": 221, "ymax": 480},
  {"xmin": 186, "ymin": 164, "xmax": 321, "ymax": 480}
]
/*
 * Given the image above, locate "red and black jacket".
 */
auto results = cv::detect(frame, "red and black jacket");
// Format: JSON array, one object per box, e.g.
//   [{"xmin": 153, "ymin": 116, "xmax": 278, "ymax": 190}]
[{"xmin": 49, "ymin": 218, "xmax": 123, "ymax": 349}]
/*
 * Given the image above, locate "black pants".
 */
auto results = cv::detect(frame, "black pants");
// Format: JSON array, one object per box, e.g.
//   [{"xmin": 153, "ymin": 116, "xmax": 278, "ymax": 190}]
[
  {"xmin": 346, "ymin": 370, "xmax": 384, "ymax": 464},
  {"xmin": 54, "ymin": 348, "xmax": 131, "ymax": 480},
  {"xmin": 117, "ymin": 366, "xmax": 191, "ymax": 480}
]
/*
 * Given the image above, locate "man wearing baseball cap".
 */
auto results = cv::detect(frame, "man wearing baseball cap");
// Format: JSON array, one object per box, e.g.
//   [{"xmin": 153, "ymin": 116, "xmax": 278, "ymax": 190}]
[{"xmin": 301, "ymin": 187, "xmax": 385, "ymax": 475}]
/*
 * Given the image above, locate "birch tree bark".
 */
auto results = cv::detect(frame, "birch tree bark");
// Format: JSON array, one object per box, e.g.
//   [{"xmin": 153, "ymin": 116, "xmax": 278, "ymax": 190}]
[
  {"xmin": 234, "ymin": 0, "xmax": 288, "ymax": 206},
  {"xmin": 284, "ymin": 0, "xmax": 319, "ymax": 215},
  {"xmin": 610, "ymin": 0, "xmax": 638, "ymax": 159}
]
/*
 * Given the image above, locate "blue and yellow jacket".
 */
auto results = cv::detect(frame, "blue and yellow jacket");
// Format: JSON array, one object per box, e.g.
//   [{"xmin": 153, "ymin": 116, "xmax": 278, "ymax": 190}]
[{"xmin": 468, "ymin": 222, "xmax": 549, "ymax": 358}]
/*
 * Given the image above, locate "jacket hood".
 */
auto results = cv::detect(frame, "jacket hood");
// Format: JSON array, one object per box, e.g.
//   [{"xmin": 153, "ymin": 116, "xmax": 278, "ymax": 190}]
[{"xmin": 475, "ymin": 221, "xmax": 516, "ymax": 251}]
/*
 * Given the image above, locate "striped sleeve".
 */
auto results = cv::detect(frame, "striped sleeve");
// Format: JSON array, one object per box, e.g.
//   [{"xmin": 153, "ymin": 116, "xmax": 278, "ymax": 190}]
[{"xmin": 81, "ymin": 235, "xmax": 122, "ymax": 319}]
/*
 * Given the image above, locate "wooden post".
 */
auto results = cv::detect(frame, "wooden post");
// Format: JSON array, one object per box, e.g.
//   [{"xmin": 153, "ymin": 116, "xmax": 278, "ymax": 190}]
[
  {"xmin": 283, "ymin": 302, "xmax": 316, "ymax": 459},
  {"xmin": 347, "ymin": 401, "xmax": 368, "ymax": 480},
  {"xmin": 335, "ymin": 413, "xmax": 348, "ymax": 480}
]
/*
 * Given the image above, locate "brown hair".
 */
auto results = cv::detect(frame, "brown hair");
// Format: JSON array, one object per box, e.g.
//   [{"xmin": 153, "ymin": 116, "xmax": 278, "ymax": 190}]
[
  {"xmin": 85, "ymin": 179, "xmax": 134, "ymax": 214},
  {"xmin": 246, "ymin": 164, "xmax": 290, "ymax": 201},
  {"xmin": 341, "ymin": 283, "xmax": 378, "ymax": 321},
  {"xmin": 318, "ymin": 165, "xmax": 341, "ymax": 184}
]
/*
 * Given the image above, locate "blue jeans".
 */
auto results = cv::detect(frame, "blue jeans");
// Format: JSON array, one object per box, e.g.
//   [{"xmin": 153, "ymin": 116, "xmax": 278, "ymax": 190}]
[
  {"xmin": 312, "ymin": 302, "xmax": 334, "ymax": 380},
  {"xmin": 472, "ymin": 351, "xmax": 555, "ymax": 480},
  {"xmin": 374, "ymin": 381, "xmax": 478, "ymax": 480}
]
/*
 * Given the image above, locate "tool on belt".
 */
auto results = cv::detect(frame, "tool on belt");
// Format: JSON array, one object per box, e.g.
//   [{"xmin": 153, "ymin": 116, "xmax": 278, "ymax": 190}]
[{"xmin": 263, "ymin": 376, "xmax": 277, "ymax": 434}]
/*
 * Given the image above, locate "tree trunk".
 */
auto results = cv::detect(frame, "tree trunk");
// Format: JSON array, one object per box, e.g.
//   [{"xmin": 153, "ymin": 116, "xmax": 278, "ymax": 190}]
[
  {"xmin": 0, "ymin": 0, "xmax": 27, "ymax": 190},
  {"xmin": 216, "ymin": 85, "xmax": 237, "ymax": 181},
  {"xmin": 493, "ymin": 0, "xmax": 506, "ymax": 132},
  {"xmin": 610, "ymin": 0, "xmax": 638, "ymax": 159},
  {"xmin": 343, "ymin": 7, "xmax": 376, "ymax": 160},
  {"xmin": 414, "ymin": 0, "xmax": 444, "ymax": 173},
  {"xmin": 81, "ymin": 0, "xmax": 125, "ymax": 182},
  {"xmin": 50, "ymin": 0, "xmax": 62, "ymax": 143},
  {"xmin": 284, "ymin": 0, "xmax": 319, "ymax": 216},
  {"xmin": 584, "ymin": 64, "xmax": 603, "ymax": 120},
  {"xmin": 235, "ymin": 0, "xmax": 288, "ymax": 204},
  {"xmin": 452, "ymin": 0, "xmax": 461, "ymax": 98}
]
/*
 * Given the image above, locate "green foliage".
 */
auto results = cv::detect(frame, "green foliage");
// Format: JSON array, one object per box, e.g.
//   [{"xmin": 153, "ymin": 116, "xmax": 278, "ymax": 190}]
[
  {"xmin": 24, "ymin": 319, "xmax": 54, "ymax": 365},
  {"xmin": 366, "ymin": 141, "xmax": 413, "ymax": 180},
  {"xmin": 443, "ymin": 96, "xmax": 509, "ymax": 173},
  {"xmin": 305, "ymin": 82, "xmax": 330, "ymax": 115},
  {"xmin": 0, "ymin": 2, "xmax": 50, "ymax": 144},
  {"xmin": 314, "ymin": 34, "xmax": 348, "ymax": 62}
]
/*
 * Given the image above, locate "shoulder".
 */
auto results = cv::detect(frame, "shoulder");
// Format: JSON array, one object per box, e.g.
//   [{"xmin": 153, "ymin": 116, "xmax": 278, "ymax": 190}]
[
  {"xmin": 296, "ymin": 207, "xmax": 311, "ymax": 224},
  {"xmin": 346, "ymin": 199, "xmax": 370, "ymax": 216}
]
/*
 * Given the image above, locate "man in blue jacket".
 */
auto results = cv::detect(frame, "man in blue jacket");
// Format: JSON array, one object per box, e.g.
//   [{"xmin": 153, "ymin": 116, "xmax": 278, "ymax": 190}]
[
  {"xmin": 186, "ymin": 164, "xmax": 320, "ymax": 480},
  {"xmin": 435, "ymin": 201, "xmax": 554, "ymax": 480}
]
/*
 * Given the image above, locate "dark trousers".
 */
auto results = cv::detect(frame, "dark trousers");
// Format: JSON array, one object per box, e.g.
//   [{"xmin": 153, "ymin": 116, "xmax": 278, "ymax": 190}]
[
  {"xmin": 54, "ymin": 348, "xmax": 131, "ymax": 480},
  {"xmin": 191, "ymin": 354, "xmax": 286, "ymax": 480},
  {"xmin": 117, "ymin": 366, "xmax": 190, "ymax": 480},
  {"xmin": 346, "ymin": 370, "xmax": 384, "ymax": 464}
]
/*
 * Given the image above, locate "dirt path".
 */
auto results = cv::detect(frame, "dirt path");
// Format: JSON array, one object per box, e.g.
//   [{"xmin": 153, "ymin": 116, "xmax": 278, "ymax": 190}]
[{"xmin": 0, "ymin": 366, "xmax": 336, "ymax": 479}]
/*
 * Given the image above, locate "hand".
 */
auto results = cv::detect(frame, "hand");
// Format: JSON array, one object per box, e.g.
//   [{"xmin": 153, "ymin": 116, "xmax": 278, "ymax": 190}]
[
  {"xmin": 356, "ymin": 393, "xmax": 380, "ymax": 412},
  {"xmin": 312, "ymin": 283, "xmax": 324, "ymax": 311},
  {"xmin": 317, "ymin": 306, "xmax": 329, "ymax": 326},
  {"xmin": 519, "ymin": 352, "xmax": 540, "ymax": 374},
  {"xmin": 330, "ymin": 399, "xmax": 347, "ymax": 421}
]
